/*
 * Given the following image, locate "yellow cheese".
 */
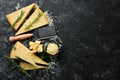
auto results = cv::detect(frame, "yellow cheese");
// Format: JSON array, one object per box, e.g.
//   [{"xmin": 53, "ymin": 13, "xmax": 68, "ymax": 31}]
[
  {"xmin": 47, "ymin": 43, "xmax": 59, "ymax": 55},
  {"xmin": 29, "ymin": 41, "xmax": 43, "ymax": 52},
  {"xmin": 10, "ymin": 41, "xmax": 37, "ymax": 66},
  {"xmin": 10, "ymin": 41, "xmax": 48, "ymax": 66},
  {"xmin": 6, "ymin": 3, "xmax": 36, "ymax": 30},
  {"xmin": 31, "ymin": 53, "xmax": 48, "ymax": 65},
  {"xmin": 35, "ymin": 41, "xmax": 41, "ymax": 44},
  {"xmin": 16, "ymin": 5, "xmax": 49, "ymax": 35},
  {"xmin": 37, "ymin": 44, "xmax": 43, "ymax": 52},
  {"xmin": 20, "ymin": 62, "xmax": 47, "ymax": 70}
]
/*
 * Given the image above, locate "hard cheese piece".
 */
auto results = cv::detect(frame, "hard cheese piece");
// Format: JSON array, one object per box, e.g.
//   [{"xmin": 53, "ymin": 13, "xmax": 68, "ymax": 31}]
[
  {"xmin": 31, "ymin": 53, "xmax": 49, "ymax": 65},
  {"xmin": 16, "ymin": 5, "xmax": 49, "ymax": 35},
  {"xmin": 6, "ymin": 3, "xmax": 36, "ymax": 30},
  {"xmin": 29, "ymin": 41, "xmax": 43, "ymax": 52},
  {"xmin": 10, "ymin": 41, "xmax": 37, "ymax": 66},
  {"xmin": 20, "ymin": 62, "xmax": 47, "ymax": 70}
]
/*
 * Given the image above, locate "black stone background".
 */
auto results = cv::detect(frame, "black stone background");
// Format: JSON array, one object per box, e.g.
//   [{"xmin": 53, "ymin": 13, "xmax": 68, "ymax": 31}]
[{"xmin": 0, "ymin": 0, "xmax": 120, "ymax": 80}]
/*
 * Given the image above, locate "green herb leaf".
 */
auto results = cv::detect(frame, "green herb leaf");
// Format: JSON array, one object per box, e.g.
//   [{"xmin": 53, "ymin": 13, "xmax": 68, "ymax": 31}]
[
  {"xmin": 12, "ymin": 10, "xmax": 25, "ymax": 27},
  {"xmin": 13, "ymin": 45, "xmax": 16, "ymax": 50},
  {"xmin": 18, "ymin": 66, "xmax": 31, "ymax": 77},
  {"xmin": 4, "ymin": 55, "xmax": 16, "ymax": 65},
  {"xmin": 9, "ymin": 26, "xmax": 13, "ymax": 30},
  {"xmin": 4, "ymin": 55, "xmax": 31, "ymax": 77},
  {"xmin": 25, "ymin": 13, "xmax": 41, "ymax": 30},
  {"xmin": 38, "ymin": 52, "xmax": 51, "ymax": 62}
]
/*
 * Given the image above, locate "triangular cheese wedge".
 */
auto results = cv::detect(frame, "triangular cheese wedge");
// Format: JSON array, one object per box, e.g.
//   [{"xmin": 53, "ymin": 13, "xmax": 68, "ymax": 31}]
[
  {"xmin": 10, "ymin": 41, "xmax": 37, "ymax": 66},
  {"xmin": 20, "ymin": 62, "xmax": 47, "ymax": 70},
  {"xmin": 16, "ymin": 5, "xmax": 49, "ymax": 35},
  {"xmin": 10, "ymin": 41, "xmax": 30, "ymax": 59},
  {"xmin": 31, "ymin": 53, "xmax": 49, "ymax": 65},
  {"xmin": 6, "ymin": 3, "xmax": 36, "ymax": 30}
]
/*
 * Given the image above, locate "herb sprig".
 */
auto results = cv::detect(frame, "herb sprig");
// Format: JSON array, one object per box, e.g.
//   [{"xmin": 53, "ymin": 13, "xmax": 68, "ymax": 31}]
[
  {"xmin": 13, "ymin": 45, "xmax": 16, "ymax": 50},
  {"xmin": 12, "ymin": 10, "xmax": 25, "ymax": 27},
  {"xmin": 25, "ymin": 13, "xmax": 41, "ymax": 30},
  {"xmin": 4, "ymin": 55, "xmax": 31, "ymax": 77}
]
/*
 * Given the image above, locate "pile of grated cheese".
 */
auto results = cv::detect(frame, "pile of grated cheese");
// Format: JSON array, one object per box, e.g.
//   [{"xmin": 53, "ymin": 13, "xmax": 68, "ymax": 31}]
[{"xmin": 44, "ymin": 11, "xmax": 55, "ymax": 27}]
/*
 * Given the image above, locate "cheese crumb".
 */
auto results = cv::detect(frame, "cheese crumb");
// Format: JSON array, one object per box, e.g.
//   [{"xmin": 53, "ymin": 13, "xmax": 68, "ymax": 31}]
[{"xmin": 15, "ymin": 2, "xmax": 21, "ymax": 10}]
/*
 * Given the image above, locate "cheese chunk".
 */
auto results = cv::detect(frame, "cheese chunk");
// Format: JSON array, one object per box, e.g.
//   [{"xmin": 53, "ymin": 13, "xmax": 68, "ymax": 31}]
[{"xmin": 29, "ymin": 41, "xmax": 43, "ymax": 53}]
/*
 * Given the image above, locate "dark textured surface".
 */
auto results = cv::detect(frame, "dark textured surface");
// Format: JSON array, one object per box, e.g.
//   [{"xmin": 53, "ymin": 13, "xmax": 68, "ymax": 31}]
[{"xmin": 0, "ymin": 0, "xmax": 120, "ymax": 80}]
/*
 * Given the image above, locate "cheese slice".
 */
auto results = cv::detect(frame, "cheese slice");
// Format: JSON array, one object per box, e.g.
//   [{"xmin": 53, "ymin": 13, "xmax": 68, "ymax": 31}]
[
  {"xmin": 31, "ymin": 53, "xmax": 49, "ymax": 65},
  {"xmin": 6, "ymin": 3, "xmax": 36, "ymax": 30},
  {"xmin": 16, "ymin": 5, "xmax": 49, "ymax": 35},
  {"xmin": 20, "ymin": 62, "xmax": 47, "ymax": 70},
  {"xmin": 10, "ymin": 41, "xmax": 37, "ymax": 66}
]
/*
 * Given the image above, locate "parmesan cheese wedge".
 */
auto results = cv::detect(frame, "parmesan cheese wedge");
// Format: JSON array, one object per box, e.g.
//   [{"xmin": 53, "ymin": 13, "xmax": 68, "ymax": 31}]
[
  {"xmin": 10, "ymin": 41, "xmax": 37, "ymax": 66},
  {"xmin": 6, "ymin": 3, "xmax": 36, "ymax": 30},
  {"xmin": 20, "ymin": 62, "xmax": 47, "ymax": 70},
  {"xmin": 31, "ymin": 53, "xmax": 49, "ymax": 65},
  {"xmin": 16, "ymin": 5, "xmax": 49, "ymax": 35}
]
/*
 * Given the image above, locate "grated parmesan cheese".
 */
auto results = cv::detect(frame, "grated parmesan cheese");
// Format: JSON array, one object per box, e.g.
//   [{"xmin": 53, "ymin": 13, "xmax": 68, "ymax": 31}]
[
  {"xmin": 44, "ymin": 11, "xmax": 55, "ymax": 27},
  {"xmin": 15, "ymin": 2, "xmax": 21, "ymax": 10}
]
